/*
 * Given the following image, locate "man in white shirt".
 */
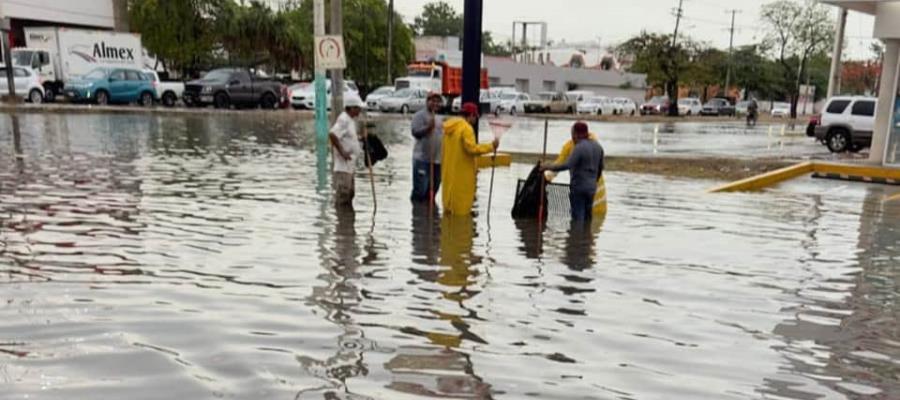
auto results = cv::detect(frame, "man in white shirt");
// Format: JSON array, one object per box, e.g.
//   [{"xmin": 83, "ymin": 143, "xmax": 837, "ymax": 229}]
[{"xmin": 329, "ymin": 97, "xmax": 364, "ymax": 208}]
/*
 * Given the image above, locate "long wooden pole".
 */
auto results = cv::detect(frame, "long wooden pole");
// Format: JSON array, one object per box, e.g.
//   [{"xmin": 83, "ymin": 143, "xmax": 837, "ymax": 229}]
[
  {"xmin": 538, "ymin": 119, "xmax": 548, "ymax": 226},
  {"xmin": 363, "ymin": 114, "xmax": 377, "ymax": 212}
]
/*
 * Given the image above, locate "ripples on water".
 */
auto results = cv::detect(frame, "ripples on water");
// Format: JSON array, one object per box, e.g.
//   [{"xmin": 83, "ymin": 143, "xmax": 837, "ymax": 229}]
[{"xmin": 1, "ymin": 112, "xmax": 898, "ymax": 399}]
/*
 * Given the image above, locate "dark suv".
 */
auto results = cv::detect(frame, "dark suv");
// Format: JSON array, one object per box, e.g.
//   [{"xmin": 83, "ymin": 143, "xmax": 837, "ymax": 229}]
[
  {"xmin": 183, "ymin": 68, "xmax": 283, "ymax": 109},
  {"xmin": 700, "ymin": 98, "xmax": 736, "ymax": 116}
]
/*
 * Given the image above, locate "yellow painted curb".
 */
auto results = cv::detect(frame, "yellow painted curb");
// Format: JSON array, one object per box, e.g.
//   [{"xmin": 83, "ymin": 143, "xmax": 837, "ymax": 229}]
[
  {"xmin": 477, "ymin": 153, "xmax": 512, "ymax": 168},
  {"xmin": 709, "ymin": 161, "xmax": 900, "ymax": 193},
  {"xmin": 812, "ymin": 162, "xmax": 900, "ymax": 180},
  {"xmin": 708, "ymin": 162, "xmax": 815, "ymax": 193}
]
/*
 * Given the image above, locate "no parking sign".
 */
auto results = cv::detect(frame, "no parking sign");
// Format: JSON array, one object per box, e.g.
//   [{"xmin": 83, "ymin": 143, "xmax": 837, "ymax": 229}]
[{"xmin": 314, "ymin": 35, "xmax": 346, "ymax": 70}]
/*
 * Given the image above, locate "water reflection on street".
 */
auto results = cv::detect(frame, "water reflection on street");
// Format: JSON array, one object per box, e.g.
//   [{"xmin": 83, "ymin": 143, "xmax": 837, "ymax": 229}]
[{"xmin": 1, "ymin": 112, "xmax": 899, "ymax": 399}]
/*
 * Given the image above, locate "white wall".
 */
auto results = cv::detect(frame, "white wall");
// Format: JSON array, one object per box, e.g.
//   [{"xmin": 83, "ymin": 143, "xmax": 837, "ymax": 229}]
[
  {"xmin": 1, "ymin": 0, "xmax": 114, "ymax": 29},
  {"xmin": 874, "ymin": 1, "xmax": 900, "ymax": 39}
]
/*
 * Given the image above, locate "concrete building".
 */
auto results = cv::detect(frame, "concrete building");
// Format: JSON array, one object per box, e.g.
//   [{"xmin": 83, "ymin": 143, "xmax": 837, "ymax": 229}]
[
  {"xmin": 1, "ymin": 0, "xmax": 128, "ymax": 46},
  {"xmin": 484, "ymin": 56, "xmax": 648, "ymax": 102},
  {"xmin": 822, "ymin": 0, "xmax": 900, "ymax": 166}
]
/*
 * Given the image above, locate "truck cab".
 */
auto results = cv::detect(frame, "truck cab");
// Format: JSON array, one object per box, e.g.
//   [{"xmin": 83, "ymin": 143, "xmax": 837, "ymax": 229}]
[
  {"xmin": 394, "ymin": 63, "xmax": 443, "ymax": 95},
  {"xmin": 11, "ymin": 48, "xmax": 55, "ymax": 100}
]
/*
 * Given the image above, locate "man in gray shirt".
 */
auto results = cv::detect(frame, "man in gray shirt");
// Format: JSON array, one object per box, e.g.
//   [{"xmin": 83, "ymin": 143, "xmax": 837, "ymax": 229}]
[
  {"xmin": 410, "ymin": 93, "xmax": 444, "ymax": 203},
  {"xmin": 543, "ymin": 121, "xmax": 604, "ymax": 221}
]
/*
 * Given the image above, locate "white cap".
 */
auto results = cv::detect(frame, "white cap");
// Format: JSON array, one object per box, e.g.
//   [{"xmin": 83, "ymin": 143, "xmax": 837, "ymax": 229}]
[{"xmin": 344, "ymin": 97, "xmax": 364, "ymax": 109}]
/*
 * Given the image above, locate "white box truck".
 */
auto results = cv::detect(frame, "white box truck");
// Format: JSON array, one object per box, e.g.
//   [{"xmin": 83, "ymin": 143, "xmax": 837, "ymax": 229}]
[{"xmin": 11, "ymin": 27, "xmax": 143, "ymax": 102}]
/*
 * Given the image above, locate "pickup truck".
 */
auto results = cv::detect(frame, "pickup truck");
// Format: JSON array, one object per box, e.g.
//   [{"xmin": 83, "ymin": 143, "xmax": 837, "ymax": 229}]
[
  {"xmin": 182, "ymin": 68, "xmax": 283, "ymax": 109},
  {"xmin": 144, "ymin": 70, "xmax": 184, "ymax": 107},
  {"xmin": 524, "ymin": 92, "xmax": 576, "ymax": 114}
]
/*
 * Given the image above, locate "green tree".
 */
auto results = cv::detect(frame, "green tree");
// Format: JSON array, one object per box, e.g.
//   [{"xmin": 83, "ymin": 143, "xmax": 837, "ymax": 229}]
[
  {"xmin": 128, "ymin": 0, "xmax": 222, "ymax": 76},
  {"xmin": 761, "ymin": 0, "xmax": 834, "ymax": 118},
  {"xmin": 617, "ymin": 31, "xmax": 697, "ymax": 115},
  {"xmin": 483, "ymin": 32, "xmax": 511, "ymax": 57},
  {"xmin": 684, "ymin": 47, "xmax": 727, "ymax": 101},
  {"xmin": 413, "ymin": 1, "xmax": 463, "ymax": 37}
]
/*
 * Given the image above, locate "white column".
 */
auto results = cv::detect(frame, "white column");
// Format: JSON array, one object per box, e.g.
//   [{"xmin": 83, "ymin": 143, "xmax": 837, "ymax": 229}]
[
  {"xmin": 827, "ymin": 7, "xmax": 848, "ymax": 97},
  {"xmin": 870, "ymin": 39, "xmax": 899, "ymax": 164}
]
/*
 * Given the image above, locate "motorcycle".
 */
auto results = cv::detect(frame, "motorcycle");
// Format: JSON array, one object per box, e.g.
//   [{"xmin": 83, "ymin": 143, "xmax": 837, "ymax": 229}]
[{"xmin": 746, "ymin": 110, "xmax": 758, "ymax": 127}]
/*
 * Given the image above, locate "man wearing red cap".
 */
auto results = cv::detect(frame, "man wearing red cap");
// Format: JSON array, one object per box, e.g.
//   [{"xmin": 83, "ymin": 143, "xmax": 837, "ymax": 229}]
[
  {"xmin": 440, "ymin": 102, "xmax": 499, "ymax": 215},
  {"xmin": 541, "ymin": 121, "xmax": 604, "ymax": 221}
]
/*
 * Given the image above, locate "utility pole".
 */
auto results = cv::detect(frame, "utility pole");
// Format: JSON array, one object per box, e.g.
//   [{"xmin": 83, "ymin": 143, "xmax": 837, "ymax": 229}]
[
  {"xmin": 671, "ymin": 0, "xmax": 684, "ymax": 49},
  {"xmin": 724, "ymin": 9, "xmax": 740, "ymax": 99},
  {"xmin": 387, "ymin": 0, "xmax": 394, "ymax": 85},
  {"xmin": 667, "ymin": 0, "xmax": 685, "ymax": 116},
  {"xmin": 827, "ymin": 7, "xmax": 848, "ymax": 97},
  {"xmin": 330, "ymin": 0, "xmax": 344, "ymax": 124},
  {"xmin": 314, "ymin": 0, "xmax": 328, "ymax": 186}
]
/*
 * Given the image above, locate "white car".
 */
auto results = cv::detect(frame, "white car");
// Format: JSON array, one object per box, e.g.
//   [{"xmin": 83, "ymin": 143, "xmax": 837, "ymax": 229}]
[
  {"xmin": 291, "ymin": 80, "xmax": 360, "ymax": 110},
  {"xmin": 365, "ymin": 86, "xmax": 394, "ymax": 110},
  {"xmin": 0, "ymin": 65, "xmax": 44, "ymax": 103},
  {"xmin": 677, "ymin": 98, "xmax": 703, "ymax": 116},
  {"xmin": 144, "ymin": 69, "xmax": 184, "ymax": 107},
  {"xmin": 498, "ymin": 92, "xmax": 530, "ymax": 115},
  {"xmin": 451, "ymin": 90, "xmax": 499, "ymax": 114},
  {"xmin": 613, "ymin": 97, "xmax": 638, "ymax": 116},
  {"xmin": 771, "ymin": 102, "xmax": 791, "ymax": 118},
  {"xmin": 577, "ymin": 96, "xmax": 617, "ymax": 116},
  {"xmin": 381, "ymin": 88, "xmax": 428, "ymax": 113},
  {"xmin": 566, "ymin": 90, "xmax": 595, "ymax": 104}
]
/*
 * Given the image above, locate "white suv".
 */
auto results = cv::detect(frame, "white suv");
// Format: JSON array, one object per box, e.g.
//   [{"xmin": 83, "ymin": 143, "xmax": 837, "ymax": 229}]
[{"xmin": 813, "ymin": 96, "xmax": 876, "ymax": 153}]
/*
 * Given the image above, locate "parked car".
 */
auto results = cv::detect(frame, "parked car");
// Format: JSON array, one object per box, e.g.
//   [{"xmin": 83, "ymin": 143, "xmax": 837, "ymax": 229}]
[
  {"xmin": 64, "ymin": 67, "xmax": 156, "ymax": 106},
  {"xmin": 771, "ymin": 102, "xmax": 791, "ymax": 118},
  {"xmin": 381, "ymin": 88, "xmax": 428, "ymax": 113},
  {"xmin": 700, "ymin": 98, "xmax": 735, "ymax": 116},
  {"xmin": 813, "ymin": 96, "xmax": 877, "ymax": 153},
  {"xmin": 640, "ymin": 96, "xmax": 669, "ymax": 115},
  {"xmin": 498, "ymin": 91, "xmax": 530, "ymax": 115},
  {"xmin": 577, "ymin": 96, "xmax": 617, "ymax": 116},
  {"xmin": 144, "ymin": 70, "xmax": 184, "ymax": 107},
  {"xmin": 677, "ymin": 98, "xmax": 703, "ymax": 116},
  {"xmin": 451, "ymin": 90, "xmax": 504, "ymax": 115},
  {"xmin": 182, "ymin": 68, "xmax": 283, "ymax": 109},
  {"xmin": 613, "ymin": 97, "xmax": 637, "ymax": 116},
  {"xmin": 0, "ymin": 65, "xmax": 44, "ymax": 104},
  {"xmin": 365, "ymin": 85, "xmax": 394, "ymax": 110},
  {"xmin": 291, "ymin": 80, "xmax": 361, "ymax": 110},
  {"xmin": 566, "ymin": 90, "xmax": 595, "ymax": 105},
  {"xmin": 524, "ymin": 91, "xmax": 575, "ymax": 113}
]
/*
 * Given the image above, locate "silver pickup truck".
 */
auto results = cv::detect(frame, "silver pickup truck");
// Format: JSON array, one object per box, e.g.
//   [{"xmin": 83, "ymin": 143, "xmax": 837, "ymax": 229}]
[{"xmin": 144, "ymin": 70, "xmax": 184, "ymax": 107}]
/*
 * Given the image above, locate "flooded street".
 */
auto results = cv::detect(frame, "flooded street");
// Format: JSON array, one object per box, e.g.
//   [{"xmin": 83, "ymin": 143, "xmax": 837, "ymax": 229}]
[{"xmin": 2, "ymin": 112, "xmax": 899, "ymax": 399}]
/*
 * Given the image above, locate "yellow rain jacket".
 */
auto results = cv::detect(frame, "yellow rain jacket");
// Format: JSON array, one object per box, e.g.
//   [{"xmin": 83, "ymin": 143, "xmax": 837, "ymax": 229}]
[
  {"xmin": 546, "ymin": 132, "xmax": 608, "ymax": 215},
  {"xmin": 441, "ymin": 117, "xmax": 496, "ymax": 215}
]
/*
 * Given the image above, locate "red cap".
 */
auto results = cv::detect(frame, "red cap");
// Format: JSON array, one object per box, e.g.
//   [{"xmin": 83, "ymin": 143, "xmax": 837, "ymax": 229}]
[
  {"xmin": 461, "ymin": 102, "xmax": 480, "ymax": 117},
  {"xmin": 573, "ymin": 121, "xmax": 589, "ymax": 134}
]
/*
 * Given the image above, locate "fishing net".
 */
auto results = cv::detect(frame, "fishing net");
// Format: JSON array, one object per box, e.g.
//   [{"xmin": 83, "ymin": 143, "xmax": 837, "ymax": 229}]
[{"xmin": 514, "ymin": 179, "xmax": 571, "ymax": 218}]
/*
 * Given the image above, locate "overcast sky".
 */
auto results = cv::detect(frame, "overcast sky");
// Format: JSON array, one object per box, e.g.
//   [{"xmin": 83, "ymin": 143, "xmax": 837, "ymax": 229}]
[{"xmin": 392, "ymin": 0, "xmax": 878, "ymax": 59}]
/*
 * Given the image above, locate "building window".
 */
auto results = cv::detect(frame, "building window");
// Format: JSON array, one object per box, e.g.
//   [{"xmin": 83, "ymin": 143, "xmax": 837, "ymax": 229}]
[
  {"xmin": 516, "ymin": 79, "xmax": 529, "ymax": 94},
  {"xmin": 543, "ymin": 80, "xmax": 556, "ymax": 92}
]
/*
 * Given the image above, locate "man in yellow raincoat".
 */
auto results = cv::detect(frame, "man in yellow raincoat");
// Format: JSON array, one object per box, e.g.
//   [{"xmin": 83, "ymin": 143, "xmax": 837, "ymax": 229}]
[
  {"xmin": 545, "ymin": 122, "xmax": 607, "ymax": 215},
  {"xmin": 441, "ymin": 102, "xmax": 499, "ymax": 215}
]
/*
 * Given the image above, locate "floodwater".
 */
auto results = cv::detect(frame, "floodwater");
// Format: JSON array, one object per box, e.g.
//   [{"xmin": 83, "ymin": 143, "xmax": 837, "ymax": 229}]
[{"xmin": 1, "ymin": 112, "xmax": 899, "ymax": 399}]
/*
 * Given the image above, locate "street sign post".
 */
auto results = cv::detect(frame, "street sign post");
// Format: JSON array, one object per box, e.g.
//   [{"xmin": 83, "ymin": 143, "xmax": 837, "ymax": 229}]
[
  {"xmin": 314, "ymin": 35, "xmax": 346, "ymax": 71},
  {"xmin": 314, "ymin": 0, "xmax": 328, "ymax": 190}
]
